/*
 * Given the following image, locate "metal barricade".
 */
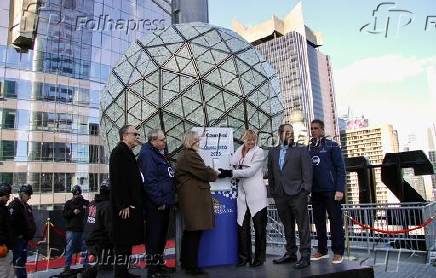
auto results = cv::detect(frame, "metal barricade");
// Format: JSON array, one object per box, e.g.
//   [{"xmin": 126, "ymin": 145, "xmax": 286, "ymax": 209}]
[{"xmin": 261, "ymin": 201, "xmax": 435, "ymax": 258}]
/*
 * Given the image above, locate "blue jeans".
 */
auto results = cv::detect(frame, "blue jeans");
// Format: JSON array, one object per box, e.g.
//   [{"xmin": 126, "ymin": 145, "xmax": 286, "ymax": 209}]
[
  {"xmin": 12, "ymin": 238, "xmax": 27, "ymax": 278},
  {"xmin": 65, "ymin": 231, "xmax": 89, "ymax": 269}
]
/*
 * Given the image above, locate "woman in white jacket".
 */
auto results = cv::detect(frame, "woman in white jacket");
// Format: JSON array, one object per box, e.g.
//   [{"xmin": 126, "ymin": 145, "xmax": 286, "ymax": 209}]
[{"xmin": 218, "ymin": 130, "xmax": 268, "ymax": 267}]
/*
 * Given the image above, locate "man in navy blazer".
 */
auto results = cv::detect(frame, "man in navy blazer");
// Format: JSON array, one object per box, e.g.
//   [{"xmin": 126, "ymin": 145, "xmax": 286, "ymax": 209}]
[
  {"xmin": 138, "ymin": 129, "xmax": 175, "ymax": 278},
  {"xmin": 309, "ymin": 119, "xmax": 346, "ymax": 264}
]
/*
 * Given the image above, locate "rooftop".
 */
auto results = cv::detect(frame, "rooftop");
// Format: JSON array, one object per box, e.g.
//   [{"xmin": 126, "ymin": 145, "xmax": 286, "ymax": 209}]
[{"xmin": 232, "ymin": 2, "xmax": 323, "ymax": 47}]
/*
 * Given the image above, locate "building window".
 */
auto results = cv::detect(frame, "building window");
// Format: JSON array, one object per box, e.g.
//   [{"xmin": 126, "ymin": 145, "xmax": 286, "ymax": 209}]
[
  {"xmin": 40, "ymin": 173, "xmax": 53, "ymax": 193},
  {"xmin": 0, "ymin": 140, "xmax": 15, "ymax": 160},
  {"xmin": 89, "ymin": 123, "xmax": 99, "ymax": 135},
  {"xmin": 2, "ymin": 109, "xmax": 16, "ymax": 128}
]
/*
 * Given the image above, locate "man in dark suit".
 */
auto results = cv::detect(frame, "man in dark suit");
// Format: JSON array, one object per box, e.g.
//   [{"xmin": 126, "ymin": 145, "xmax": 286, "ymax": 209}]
[
  {"xmin": 109, "ymin": 125, "xmax": 144, "ymax": 278},
  {"xmin": 268, "ymin": 124, "xmax": 312, "ymax": 269}
]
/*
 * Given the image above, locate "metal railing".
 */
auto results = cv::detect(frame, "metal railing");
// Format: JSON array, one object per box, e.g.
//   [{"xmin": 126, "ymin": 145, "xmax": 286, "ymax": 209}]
[{"xmin": 261, "ymin": 201, "xmax": 435, "ymax": 258}]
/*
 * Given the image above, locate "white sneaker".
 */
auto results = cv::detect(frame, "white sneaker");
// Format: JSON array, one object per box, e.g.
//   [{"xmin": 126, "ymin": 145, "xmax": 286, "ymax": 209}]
[
  {"xmin": 332, "ymin": 254, "xmax": 343, "ymax": 264},
  {"xmin": 310, "ymin": 252, "xmax": 329, "ymax": 261}
]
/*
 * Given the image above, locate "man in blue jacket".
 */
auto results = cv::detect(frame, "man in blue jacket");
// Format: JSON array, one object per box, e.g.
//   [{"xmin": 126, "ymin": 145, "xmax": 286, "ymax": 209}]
[
  {"xmin": 308, "ymin": 119, "xmax": 346, "ymax": 264},
  {"xmin": 138, "ymin": 129, "xmax": 175, "ymax": 278}
]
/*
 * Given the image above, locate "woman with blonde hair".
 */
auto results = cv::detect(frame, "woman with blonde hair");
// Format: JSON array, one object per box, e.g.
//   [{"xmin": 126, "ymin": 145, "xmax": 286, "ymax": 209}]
[
  {"xmin": 218, "ymin": 130, "xmax": 268, "ymax": 267},
  {"xmin": 175, "ymin": 130, "xmax": 218, "ymax": 275}
]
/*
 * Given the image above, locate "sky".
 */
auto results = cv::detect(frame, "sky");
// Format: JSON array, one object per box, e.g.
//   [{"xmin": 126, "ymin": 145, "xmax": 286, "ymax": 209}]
[{"xmin": 209, "ymin": 0, "xmax": 436, "ymax": 150}]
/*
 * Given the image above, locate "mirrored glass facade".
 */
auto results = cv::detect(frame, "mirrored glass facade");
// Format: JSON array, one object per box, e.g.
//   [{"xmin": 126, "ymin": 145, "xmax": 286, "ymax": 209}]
[
  {"xmin": 0, "ymin": 0, "xmax": 171, "ymax": 206},
  {"xmin": 101, "ymin": 23, "xmax": 284, "ymax": 159}
]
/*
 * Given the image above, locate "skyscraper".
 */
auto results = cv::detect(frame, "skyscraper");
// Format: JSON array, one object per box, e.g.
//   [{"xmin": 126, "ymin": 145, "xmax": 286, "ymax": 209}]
[
  {"xmin": 0, "ymin": 0, "xmax": 173, "ymax": 208},
  {"xmin": 402, "ymin": 132, "xmax": 434, "ymax": 201},
  {"xmin": 426, "ymin": 126, "xmax": 436, "ymax": 200},
  {"xmin": 232, "ymin": 2, "xmax": 339, "ymax": 138},
  {"xmin": 340, "ymin": 124, "xmax": 400, "ymax": 204}
]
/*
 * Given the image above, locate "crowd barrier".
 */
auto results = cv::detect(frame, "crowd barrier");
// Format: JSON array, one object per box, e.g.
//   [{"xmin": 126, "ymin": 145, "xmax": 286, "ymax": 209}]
[{"xmin": 262, "ymin": 200, "xmax": 435, "ymax": 261}]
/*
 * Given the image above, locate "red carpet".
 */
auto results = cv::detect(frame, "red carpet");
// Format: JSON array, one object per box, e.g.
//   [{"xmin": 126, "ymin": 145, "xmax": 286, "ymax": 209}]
[{"xmin": 26, "ymin": 240, "xmax": 176, "ymax": 273}]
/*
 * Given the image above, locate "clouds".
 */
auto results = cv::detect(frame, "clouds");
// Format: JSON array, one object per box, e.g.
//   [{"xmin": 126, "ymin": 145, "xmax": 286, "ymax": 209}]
[
  {"xmin": 332, "ymin": 54, "xmax": 436, "ymax": 148},
  {"xmin": 334, "ymin": 55, "xmax": 436, "ymax": 93}
]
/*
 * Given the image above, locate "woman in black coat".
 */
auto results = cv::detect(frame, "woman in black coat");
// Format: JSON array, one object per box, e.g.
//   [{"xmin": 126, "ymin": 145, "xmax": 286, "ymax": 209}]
[{"xmin": 109, "ymin": 125, "xmax": 144, "ymax": 277}]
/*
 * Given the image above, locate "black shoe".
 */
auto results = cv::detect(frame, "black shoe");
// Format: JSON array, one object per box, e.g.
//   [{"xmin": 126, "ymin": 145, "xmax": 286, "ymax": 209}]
[
  {"xmin": 128, "ymin": 274, "xmax": 142, "ymax": 278},
  {"xmin": 250, "ymin": 260, "xmax": 264, "ymax": 267},
  {"xmin": 147, "ymin": 272, "xmax": 170, "ymax": 278},
  {"xmin": 236, "ymin": 259, "xmax": 250, "ymax": 267},
  {"xmin": 185, "ymin": 267, "xmax": 208, "ymax": 276},
  {"xmin": 272, "ymin": 253, "xmax": 298, "ymax": 264},
  {"xmin": 294, "ymin": 257, "xmax": 310, "ymax": 269}
]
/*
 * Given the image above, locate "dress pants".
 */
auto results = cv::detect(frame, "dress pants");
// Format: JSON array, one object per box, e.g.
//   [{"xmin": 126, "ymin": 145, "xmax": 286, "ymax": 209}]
[
  {"xmin": 273, "ymin": 191, "xmax": 311, "ymax": 258},
  {"xmin": 238, "ymin": 207, "xmax": 267, "ymax": 263},
  {"xmin": 113, "ymin": 244, "xmax": 132, "ymax": 277},
  {"xmin": 144, "ymin": 202, "xmax": 170, "ymax": 273},
  {"xmin": 312, "ymin": 191, "xmax": 345, "ymax": 255},
  {"xmin": 180, "ymin": 230, "xmax": 202, "ymax": 269}
]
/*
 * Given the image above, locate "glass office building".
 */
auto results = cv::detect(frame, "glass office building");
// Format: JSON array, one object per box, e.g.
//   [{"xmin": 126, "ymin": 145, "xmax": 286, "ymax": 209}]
[
  {"xmin": 0, "ymin": 0, "xmax": 171, "ymax": 207},
  {"xmin": 233, "ymin": 2, "xmax": 339, "ymax": 138}
]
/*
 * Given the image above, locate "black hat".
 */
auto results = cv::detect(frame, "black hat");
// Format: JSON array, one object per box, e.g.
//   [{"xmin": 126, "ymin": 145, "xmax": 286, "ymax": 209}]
[
  {"xmin": 99, "ymin": 180, "xmax": 110, "ymax": 195},
  {"xmin": 19, "ymin": 184, "xmax": 33, "ymax": 195},
  {"xmin": 0, "ymin": 183, "xmax": 12, "ymax": 197},
  {"xmin": 71, "ymin": 185, "xmax": 82, "ymax": 195}
]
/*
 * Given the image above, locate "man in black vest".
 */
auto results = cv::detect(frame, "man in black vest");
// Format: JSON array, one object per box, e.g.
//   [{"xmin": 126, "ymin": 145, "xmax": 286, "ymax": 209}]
[
  {"xmin": 9, "ymin": 185, "xmax": 36, "ymax": 278},
  {"xmin": 268, "ymin": 124, "xmax": 313, "ymax": 269},
  {"xmin": 110, "ymin": 125, "xmax": 144, "ymax": 278}
]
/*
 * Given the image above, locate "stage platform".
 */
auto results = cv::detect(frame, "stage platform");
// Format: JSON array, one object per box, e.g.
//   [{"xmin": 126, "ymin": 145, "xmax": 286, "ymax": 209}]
[
  {"xmin": 172, "ymin": 257, "xmax": 372, "ymax": 278},
  {"xmin": 90, "ymin": 255, "xmax": 373, "ymax": 278}
]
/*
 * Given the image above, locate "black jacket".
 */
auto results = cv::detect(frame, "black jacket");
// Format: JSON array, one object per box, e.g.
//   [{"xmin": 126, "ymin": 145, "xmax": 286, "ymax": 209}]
[
  {"xmin": 8, "ymin": 198, "xmax": 36, "ymax": 240},
  {"xmin": 0, "ymin": 204, "xmax": 15, "ymax": 249},
  {"xmin": 83, "ymin": 193, "xmax": 112, "ymax": 250},
  {"xmin": 63, "ymin": 196, "xmax": 89, "ymax": 232},
  {"xmin": 110, "ymin": 142, "xmax": 144, "ymax": 245}
]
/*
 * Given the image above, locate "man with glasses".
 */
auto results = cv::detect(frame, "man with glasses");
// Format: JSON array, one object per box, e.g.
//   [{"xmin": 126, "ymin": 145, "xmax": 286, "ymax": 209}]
[
  {"xmin": 109, "ymin": 125, "xmax": 144, "ymax": 277},
  {"xmin": 268, "ymin": 124, "xmax": 312, "ymax": 269},
  {"xmin": 138, "ymin": 129, "xmax": 175, "ymax": 278},
  {"xmin": 309, "ymin": 119, "xmax": 346, "ymax": 264}
]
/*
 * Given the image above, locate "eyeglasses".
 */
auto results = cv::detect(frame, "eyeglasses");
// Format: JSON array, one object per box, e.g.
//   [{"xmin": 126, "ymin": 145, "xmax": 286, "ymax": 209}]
[{"xmin": 126, "ymin": 132, "xmax": 140, "ymax": 136}]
